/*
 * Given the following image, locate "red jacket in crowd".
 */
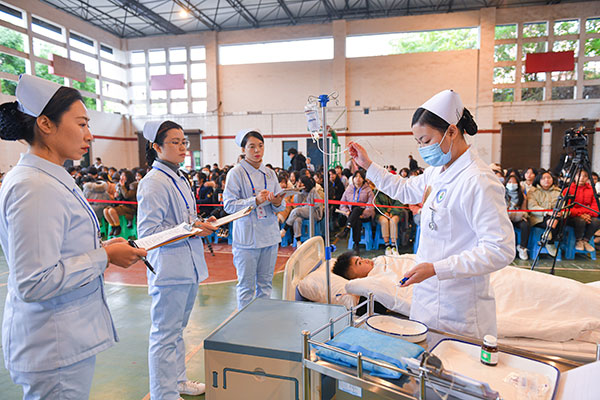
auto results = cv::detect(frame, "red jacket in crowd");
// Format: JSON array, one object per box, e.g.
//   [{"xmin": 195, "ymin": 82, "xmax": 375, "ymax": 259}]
[{"xmin": 563, "ymin": 182, "xmax": 599, "ymax": 217}]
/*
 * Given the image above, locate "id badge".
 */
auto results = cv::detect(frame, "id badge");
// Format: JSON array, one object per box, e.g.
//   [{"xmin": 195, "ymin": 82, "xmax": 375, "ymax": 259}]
[{"xmin": 256, "ymin": 204, "xmax": 267, "ymax": 219}]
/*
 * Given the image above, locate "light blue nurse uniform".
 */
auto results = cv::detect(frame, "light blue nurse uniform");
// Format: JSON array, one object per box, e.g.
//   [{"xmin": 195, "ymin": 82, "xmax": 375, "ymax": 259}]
[
  {"xmin": 0, "ymin": 153, "xmax": 117, "ymax": 399},
  {"xmin": 223, "ymin": 159, "xmax": 285, "ymax": 309},
  {"xmin": 137, "ymin": 159, "xmax": 208, "ymax": 400}
]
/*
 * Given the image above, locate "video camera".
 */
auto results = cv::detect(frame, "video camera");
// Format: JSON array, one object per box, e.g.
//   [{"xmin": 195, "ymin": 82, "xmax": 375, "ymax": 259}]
[{"xmin": 563, "ymin": 126, "xmax": 594, "ymax": 150}]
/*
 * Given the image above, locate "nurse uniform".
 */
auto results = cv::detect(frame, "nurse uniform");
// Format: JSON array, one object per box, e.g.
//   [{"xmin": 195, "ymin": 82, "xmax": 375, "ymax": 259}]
[
  {"xmin": 136, "ymin": 122, "xmax": 208, "ymax": 399},
  {"xmin": 223, "ymin": 129, "xmax": 286, "ymax": 310},
  {"xmin": 0, "ymin": 75, "xmax": 117, "ymax": 399},
  {"xmin": 366, "ymin": 91, "xmax": 515, "ymax": 339}
]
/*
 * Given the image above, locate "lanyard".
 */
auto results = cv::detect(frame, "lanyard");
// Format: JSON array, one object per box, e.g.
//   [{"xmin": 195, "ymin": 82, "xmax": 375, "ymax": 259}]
[
  {"xmin": 242, "ymin": 166, "xmax": 267, "ymax": 196},
  {"xmin": 353, "ymin": 186, "xmax": 362, "ymax": 203},
  {"xmin": 153, "ymin": 166, "xmax": 193, "ymax": 214},
  {"xmin": 72, "ymin": 188, "xmax": 101, "ymax": 247}
]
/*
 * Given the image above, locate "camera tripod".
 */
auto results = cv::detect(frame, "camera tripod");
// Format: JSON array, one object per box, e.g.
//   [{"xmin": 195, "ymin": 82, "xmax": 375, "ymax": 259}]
[{"xmin": 531, "ymin": 145, "xmax": 600, "ymax": 274}]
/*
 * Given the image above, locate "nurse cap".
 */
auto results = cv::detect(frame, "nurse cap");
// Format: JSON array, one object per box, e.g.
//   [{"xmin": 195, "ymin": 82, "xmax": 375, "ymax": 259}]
[
  {"xmin": 235, "ymin": 128, "xmax": 260, "ymax": 147},
  {"xmin": 16, "ymin": 74, "xmax": 62, "ymax": 117},
  {"xmin": 143, "ymin": 121, "xmax": 163, "ymax": 142},
  {"xmin": 420, "ymin": 90, "xmax": 464, "ymax": 126}
]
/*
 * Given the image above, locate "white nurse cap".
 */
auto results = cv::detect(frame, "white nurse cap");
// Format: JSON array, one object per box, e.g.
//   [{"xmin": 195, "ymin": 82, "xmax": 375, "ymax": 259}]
[
  {"xmin": 143, "ymin": 121, "xmax": 163, "ymax": 142},
  {"xmin": 235, "ymin": 128, "xmax": 258, "ymax": 147},
  {"xmin": 16, "ymin": 74, "xmax": 62, "ymax": 117},
  {"xmin": 420, "ymin": 90, "xmax": 464, "ymax": 126}
]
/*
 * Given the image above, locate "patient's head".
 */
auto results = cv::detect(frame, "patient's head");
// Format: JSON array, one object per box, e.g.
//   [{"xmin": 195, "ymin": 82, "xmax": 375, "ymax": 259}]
[{"xmin": 332, "ymin": 251, "xmax": 374, "ymax": 280}]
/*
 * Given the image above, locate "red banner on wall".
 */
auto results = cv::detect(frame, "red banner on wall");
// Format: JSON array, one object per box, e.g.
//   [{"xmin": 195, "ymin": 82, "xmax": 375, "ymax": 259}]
[{"xmin": 525, "ymin": 51, "xmax": 575, "ymax": 73}]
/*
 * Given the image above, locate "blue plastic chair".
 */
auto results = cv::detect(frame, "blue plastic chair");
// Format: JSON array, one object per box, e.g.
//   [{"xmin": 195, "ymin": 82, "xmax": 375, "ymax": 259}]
[
  {"xmin": 348, "ymin": 222, "xmax": 374, "ymax": 251},
  {"xmin": 528, "ymin": 226, "xmax": 562, "ymax": 261},
  {"xmin": 562, "ymin": 226, "xmax": 596, "ymax": 260},
  {"xmin": 413, "ymin": 225, "xmax": 420, "ymax": 253}
]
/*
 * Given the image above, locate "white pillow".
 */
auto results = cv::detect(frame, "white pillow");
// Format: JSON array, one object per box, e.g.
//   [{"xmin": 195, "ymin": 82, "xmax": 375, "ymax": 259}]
[
  {"xmin": 585, "ymin": 281, "xmax": 600, "ymax": 289},
  {"xmin": 297, "ymin": 259, "xmax": 359, "ymax": 309}
]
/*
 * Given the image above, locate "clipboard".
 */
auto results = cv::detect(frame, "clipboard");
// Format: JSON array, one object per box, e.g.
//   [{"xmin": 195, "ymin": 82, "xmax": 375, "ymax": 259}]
[
  {"xmin": 134, "ymin": 222, "xmax": 202, "ymax": 251},
  {"xmin": 212, "ymin": 205, "xmax": 254, "ymax": 227}
]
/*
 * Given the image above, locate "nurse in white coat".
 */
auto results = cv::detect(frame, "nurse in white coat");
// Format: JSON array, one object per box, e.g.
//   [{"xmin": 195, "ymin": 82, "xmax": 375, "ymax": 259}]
[
  {"xmin": 223, "ymin": 130, "xmax": 286, "ymax": 310},
  {"xmin": 0, "ymin": 75, "xmax": 145, "ymax": 399},
  {"xmin": 137, "ymin": 120, "xmax": 217, "ymax": 400},
  {"xmin": 349, "ymin": 90, "xmax": 515, "ymax": 339}
]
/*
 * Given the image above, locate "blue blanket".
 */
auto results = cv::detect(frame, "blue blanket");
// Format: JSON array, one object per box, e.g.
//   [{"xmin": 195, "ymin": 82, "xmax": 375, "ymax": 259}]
[{"xmin": 315, "ymin": 326, "xmax": 425, "ymax": 379}]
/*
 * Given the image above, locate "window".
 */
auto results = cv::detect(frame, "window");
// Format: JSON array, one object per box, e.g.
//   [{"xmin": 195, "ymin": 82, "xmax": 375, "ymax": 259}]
[
  {"xmin": 0, "ymin": 3, "xmax": 26, "ymax": 27},
  {"xmin": 583, "ymin": 61, "xmax": 600, "ymax": 80},
  {"xmin": 32, "ymin": 16, "xmax": 64, "ymax": 42},
  {"xmin": 0, "ymin": 26, "xmax": 28, "ymax": 53},
  {"xmin": 521, "ymin": 87, "xmax": 544, "ymax": 101},
  {"xmin": 191, "ymin": 82, "xmax": 207, "ymax": 98},
  {"xmin": 82, "ymin": 97, "xmax": 97, "ymax": 110},
  {"xmin": 72, "ymin": 77, "xmax": 97, "ymax": 95},
  {"xmin": 190, "ymin": 46, "xmax": 205, "ymax": 61},
  {"xmin": 148, "ymin": 49, "xmax": 166, "ymax": 64},
  {"xmin": 346, "ymin": 28, "xmax": 478, "ymax": 58},
  {"xmin": 190, "ymin": 63, "xmax": 206, "ymax": 79},
  {"xmin": 149, "ymin": 65, "xmax": 166, "ymax": 76},
  {"xmin": 522, "ymin": 22, "xmax": 547, "ymax": 38},
  {"xmin": 33, "ymin": 38, "xmax": 66, "ymax": 60},
  {"xmin": 553, "ymin": 40, "xmax": 578, "ymax": 57},
  {"xmin": 551, "ymin": 86, "xmax": 574, "ymax": 100},
  {"xmin": 131, "ymin": 85, "xmax": 147, "ymax": 100},
  {"xmin": 495, "ymin": 24, "xmax": 517, "ymax": 40},
  {"xmin": 493, "ymin": 88, "xmax": 514, "ymax": 102},
  {"xmin": 130, "ymin": 67, "xmax": 146, "ymax": 83},
  {"xmin": 171, "ymin": 101, "xmax": 188, "ymax": 114},
  {"xmin": 132, "ymin": 103, "xmax": 147, "ymax": 116},
  {"xmin": 192, "ymin": 101, "xmax": 207, "ymax": 113},
  {"xmin": 551, "ymin": 65, "xmax": 577, "ymax": 82},
  {"xmin": 35, "ymin": 63, "xmax": 64, "ymax": 85},
  {"xmin": 583, "ymin": 86, "xmax": 600, "ymax": 99},
  {"xmin": 1, "ymin": 78, "xmax": 17, "ymax": 95},
  {"xmin": 584, "ymin": 38, "xmax": 600, "ymax": 57},
  {"xmin": 71, "ymin": 51, "xmax": 98, "ymax": 74},
  {"xmin": 169, "ymin": 47, "xmax": 186, "ymax": 63},
  {"xmin": 220, "ymin": 38, "xmax": 334, "ymax": 64},
  {"xmin": 494, "ymin": 44, "xmax": 516, "ymax": 62},
  {"xmin": 100, "ymin": 44, "xmax": 113, "ymax": 56},
  {"xmin": 522, "ymin": 42, "xmax": 547, "ymax": 61},
  {"xmin": 521, "ymin": 66, "xmax": 545, "ymax": 83},
  {"xmin": 493, "ymin": 66, "xmax": 515, "ymax": 84},
  {"xmin": 101, "ymin": 61, "xmax": 127, "ymax": 83},
  {"xmin": 151, "ymin": 102, "xmax": 167, "ymax": 116},
  {"xmin": 585, "ymin": 18, "xmax": 600, "ymax": 33},
  {"xmin": 170, "ymin": 87, "xmax": 187, "ymax": 99},
  {"xmin": 103, "ymin": 100, "xmax": 126, "ymax": 114},
  {"xmin": 553, "ymin": 20, "xmax": 579, "ymax": 36},
  {"xmin": 70, "ymin": 31, "xmax": 95, "ymax": 52},
  {"xmin": 130, "ymin": 50, "xmax": 146, "ymax": 65},
  {"xmin": 0, "ymin": 52, "xmax": 25, "ymax": 76},
  {"xmin": 150, "ymin": 90, "xmax": 167, "ymax": 100},
  {"xmin": 102, "ymin": 81, "xmax": 127, "ymax": 101},
  {"xmin": 169, "ymin": 64, "xmax": 187, "ymax": 78}
]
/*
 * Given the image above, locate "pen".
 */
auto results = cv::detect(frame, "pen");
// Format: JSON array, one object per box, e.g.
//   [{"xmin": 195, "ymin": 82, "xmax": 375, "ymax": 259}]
[
  {"xmin": 399, "ymin": 276, "xmax": 409, "ymax": 285},
  {"xmin": 128, "ymin": 240, "xmax": 155, "ymax": 274}
]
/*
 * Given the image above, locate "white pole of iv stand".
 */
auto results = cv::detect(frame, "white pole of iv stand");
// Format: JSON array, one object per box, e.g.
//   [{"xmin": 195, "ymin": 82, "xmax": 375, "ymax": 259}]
[{"xmin": 320, "ymin": 94, "xmax": 332, "ymax": 305}]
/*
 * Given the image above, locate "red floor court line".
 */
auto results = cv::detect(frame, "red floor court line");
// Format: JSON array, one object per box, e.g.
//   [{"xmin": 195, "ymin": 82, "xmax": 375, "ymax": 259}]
[{"xmin": 104, "ymin": 244, "xmax": 295, "ymax": 286}]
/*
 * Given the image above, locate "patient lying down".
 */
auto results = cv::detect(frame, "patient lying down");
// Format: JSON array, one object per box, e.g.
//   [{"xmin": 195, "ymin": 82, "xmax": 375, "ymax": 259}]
[{"xmin": 331, "ymin": 251, "xmax": 600, "ymax": 344}]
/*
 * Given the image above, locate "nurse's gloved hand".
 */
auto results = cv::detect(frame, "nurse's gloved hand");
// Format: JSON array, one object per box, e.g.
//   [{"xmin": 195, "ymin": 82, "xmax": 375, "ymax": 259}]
[
  {"xmin": 256, "ymin": 189, "xmax": 270, "ymax": 205},
  {"xmin": 105, "ymin": 242, "xmax": 147, "ymax": 268},
  {"xmin": 399, "ymin": 262, "xmax": 436, "ymax": 287},
  {"xmin": 348, "ymin": 141, "xmax": 372, "ymax": 170}
]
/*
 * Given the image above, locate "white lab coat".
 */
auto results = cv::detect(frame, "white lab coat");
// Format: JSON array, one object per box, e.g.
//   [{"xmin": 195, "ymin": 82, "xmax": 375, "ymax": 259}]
[
  {"xmin": 367, "ymin": 148, "xmax": 515, "ymax": 338},
  {"xmin": 0, "ymin": 153, "xmax": 116, "ymax": 372}
]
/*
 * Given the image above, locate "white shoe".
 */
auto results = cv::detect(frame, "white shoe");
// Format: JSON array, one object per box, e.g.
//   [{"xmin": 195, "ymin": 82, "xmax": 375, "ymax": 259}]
[
  {"xmin": 391, "ymin": 247, "xmax": 400, "ymax": 256},
  {"xmin": 575, "ymin": 240, "xmax": 585, "ymax": 251},
  {"xmin": 177, "ymin": 381, "xmax": 205, "ymax": 396},
  {"xmin": 517, "ymin": 246, "xmax": 528, "ymax": 260},
  {"xmin": 296, "ymin": 240, "xmax": 302, "ymax": 247},
  {"xmin": 280, "ymin": 229, "xmax": 286, "ymax": 238},
  {"xmin": 545, "ymin": 243, "xmax": 557, "ymax": 257},
  {"xmin": 583, "ymin": 241, "xmax": 595, "ymax": 252},
  {"xmin": 385, "ymin": 245, "xmax": 392, "ymax": 256}
]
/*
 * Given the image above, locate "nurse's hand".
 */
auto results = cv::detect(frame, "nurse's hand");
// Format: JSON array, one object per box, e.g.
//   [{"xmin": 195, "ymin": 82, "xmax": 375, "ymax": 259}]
[
  {"xmin": 348, "ymin": 141, "xmax": 372, "ymax": 170},
  {"xmin": 256, "ymin": 189, "xmax": 270, "ymax": 205},
  {"xmin": 267, "ymin": 191, "xmax": 284, "ymax": 206},
  {"xmin": 104, "ymin": 243, "xmax": 147, "ymax": 268},
  {"xmin": 399, "ymin": 262, "xmax": 436, "ymax": 287},
  {"xmin": 193, "ymin": 219, "xmax": 218, "ymax": 237}
]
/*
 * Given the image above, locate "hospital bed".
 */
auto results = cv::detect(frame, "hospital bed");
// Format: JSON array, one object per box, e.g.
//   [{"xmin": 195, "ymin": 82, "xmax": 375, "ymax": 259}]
[{"xmin": 283, "ymin": 237, "xmax": 600, "ymax": 363}]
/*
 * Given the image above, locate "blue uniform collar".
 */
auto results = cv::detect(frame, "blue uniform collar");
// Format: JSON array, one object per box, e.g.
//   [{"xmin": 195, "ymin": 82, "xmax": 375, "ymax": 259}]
[
  {"xmin": 240, "ymin": 159, "xmax": 268, "ymax": 175},
  {"xmin": 18, "ymin": 153, "xmax": 78, "ymax": 190}
]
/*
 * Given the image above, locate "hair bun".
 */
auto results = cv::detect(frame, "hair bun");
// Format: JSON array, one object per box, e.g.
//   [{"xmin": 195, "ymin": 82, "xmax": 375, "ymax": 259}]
[
  {"xmin": 0, "ymin": 102, "xmax": 28, "ymax": 141},
  {"xmin": 459, "ymin": 108, "xmax": 478, "ymax": 136}
]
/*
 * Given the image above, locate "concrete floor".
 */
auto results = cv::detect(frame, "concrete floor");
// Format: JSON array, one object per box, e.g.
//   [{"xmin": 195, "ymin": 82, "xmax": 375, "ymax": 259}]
[{"xmin": 0, "ymin": 241, "xmax": 598, "ymax": 399}]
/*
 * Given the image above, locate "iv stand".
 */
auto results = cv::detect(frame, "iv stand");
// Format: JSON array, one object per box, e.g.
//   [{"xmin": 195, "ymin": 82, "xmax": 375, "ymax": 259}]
[{"xmin": 319, "ymin": 95, "xmax": 333, "ymax": 304}]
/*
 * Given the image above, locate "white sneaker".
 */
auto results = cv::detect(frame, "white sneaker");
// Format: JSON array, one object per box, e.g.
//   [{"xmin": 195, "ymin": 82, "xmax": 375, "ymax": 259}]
[
  {"xmin": 575, "ymin": 240, "xmax": 585, "ymax": 251},
  {"xmin": 280, "ymin": 228, "xmax": 286, "ymax": 238},
  {"xmin": 391, "ymin": 247, "xmax": 400, "ymax": 256},
  {"xmin": 583, "ymin": 241, "xmax": 595, "ymax": 252},
  {"xmin": 177, "ymin": 381, "xmax": 205, "ymax": 396},
  {"xmin": 517, "ymin": 246, "xmax": 528, "ymax": 260},
  {"xmin": 385, "ymin": 246, "xmax": 392, "ymax": 256},
  {"xmin": 545, "ymin": 243, "xmax": 557, "ymax": 257}
]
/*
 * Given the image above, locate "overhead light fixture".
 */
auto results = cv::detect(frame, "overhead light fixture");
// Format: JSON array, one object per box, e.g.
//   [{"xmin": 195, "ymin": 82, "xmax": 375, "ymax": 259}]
[{"xmin": 179, "ymin": 9, "xmax": 189, "ymax": 17}]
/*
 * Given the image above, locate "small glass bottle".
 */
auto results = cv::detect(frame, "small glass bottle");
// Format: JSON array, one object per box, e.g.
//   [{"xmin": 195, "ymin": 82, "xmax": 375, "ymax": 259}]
[{"xmin": 480, "ymin": 335, "xmax": 498, "ymax": 366}]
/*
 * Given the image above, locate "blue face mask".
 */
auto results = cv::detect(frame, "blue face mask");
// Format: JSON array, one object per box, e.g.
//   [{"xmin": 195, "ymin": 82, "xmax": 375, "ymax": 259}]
[{"xmin": 418, "ymin": 130, "xmax": 452, "ymax": 167}]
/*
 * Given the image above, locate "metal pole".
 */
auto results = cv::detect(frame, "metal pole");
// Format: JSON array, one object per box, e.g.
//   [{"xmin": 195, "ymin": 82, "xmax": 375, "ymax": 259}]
[
  {"xmin": 320, "ymin": 95, "xmax": 332, "ymax": 305},
  {"xmin": 302, "ymin": 330, "xmax": 311, "ymax": 400},
  {"xmin": 309, "ymin": 197, "xmax": 314, "ymax": 238}
]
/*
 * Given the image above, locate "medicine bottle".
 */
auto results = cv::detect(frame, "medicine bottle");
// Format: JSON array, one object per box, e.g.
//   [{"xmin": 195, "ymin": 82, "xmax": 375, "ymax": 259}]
[{"xmin": 480, "ymin": 335, "xmax": 498, "ymax": 366}]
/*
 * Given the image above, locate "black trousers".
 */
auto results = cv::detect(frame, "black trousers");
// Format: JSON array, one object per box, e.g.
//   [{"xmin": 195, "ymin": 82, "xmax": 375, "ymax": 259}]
[
  {"xmin": 512, "ymin": 219, "xmax": 530, "ymax": 248},
  {"xmin": 567, "ymin": 216, "xmax": 600, "ymax": 241},
  {"xmin": 347, "ymin": 207, "xmax": 371, "ymax": 245},
  {"xmin": 533, "ymin": 215, "xmax": 560, "ymax": 244}
]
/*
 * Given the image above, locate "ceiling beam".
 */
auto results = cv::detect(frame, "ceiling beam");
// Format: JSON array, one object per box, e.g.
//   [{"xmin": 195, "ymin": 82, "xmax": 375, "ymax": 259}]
[
  {"xmin": 110, "ymin": 0, "xmax": 186, "ymax": 35},
  {"xmin": 224, "ymin": 0, "xmax": 259, "ymax": 27},
  {"xmin": 277, "ymin": 0, "xmax": 297, "ymax": 24},
  {"xmin": 173, "ymin": 0, "xmax": 222, "ymax": 30},
  {"xmin": 321, "ymin": 0, "xmax": 341, "ymax": 19}
]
